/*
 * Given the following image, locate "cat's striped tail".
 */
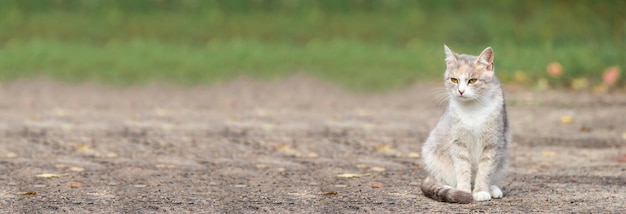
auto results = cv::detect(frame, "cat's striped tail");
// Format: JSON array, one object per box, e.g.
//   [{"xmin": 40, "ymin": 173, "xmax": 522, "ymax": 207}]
[{"xmin": 420, "ymin": 176, "xmax": 474, "ymax": 204}]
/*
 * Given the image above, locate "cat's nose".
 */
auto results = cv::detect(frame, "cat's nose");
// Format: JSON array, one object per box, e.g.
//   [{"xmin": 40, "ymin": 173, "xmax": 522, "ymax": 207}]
[{"xmin": 458, "ymin": 89, "xmax": 465, "ymax": 95}]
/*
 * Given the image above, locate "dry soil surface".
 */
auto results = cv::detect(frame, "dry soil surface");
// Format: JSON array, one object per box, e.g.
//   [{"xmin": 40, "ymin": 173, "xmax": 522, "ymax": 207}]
[{"xmin": 0, "ymin": 76, "xmax": 624, "ymax": 213}]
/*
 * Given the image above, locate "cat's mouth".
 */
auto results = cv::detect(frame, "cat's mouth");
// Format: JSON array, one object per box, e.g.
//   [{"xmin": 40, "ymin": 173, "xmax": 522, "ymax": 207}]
[{"xmin": 455, "ymin": 94, "xmax": 474, "ymax": 101}]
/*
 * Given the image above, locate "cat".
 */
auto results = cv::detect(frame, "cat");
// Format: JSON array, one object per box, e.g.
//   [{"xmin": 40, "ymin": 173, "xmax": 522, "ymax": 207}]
[{"xmin": 420, "ymin": 45, "xmax": 511, "ymax": 203}]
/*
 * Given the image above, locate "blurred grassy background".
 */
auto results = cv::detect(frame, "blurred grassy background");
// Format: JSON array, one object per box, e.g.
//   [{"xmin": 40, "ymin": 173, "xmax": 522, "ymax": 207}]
[{"xmin": 0, "ymin": 0, "xmax": 623, "ymax": 91}]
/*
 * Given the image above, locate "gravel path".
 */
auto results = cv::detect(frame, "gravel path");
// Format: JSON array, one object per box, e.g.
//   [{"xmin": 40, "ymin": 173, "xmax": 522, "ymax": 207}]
[{"xmin": 0, "ymin": 77, "xmax": 624, "ymax": 213}]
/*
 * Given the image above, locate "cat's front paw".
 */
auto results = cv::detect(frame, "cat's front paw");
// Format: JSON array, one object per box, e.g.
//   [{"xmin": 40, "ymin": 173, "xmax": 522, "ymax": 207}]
[
  {"xmin": 490, "ymin": 185, "xmax": 503, "ymax": 199},
  {"xmin": 473, "ymin": 191, "xmax": 491, "ymax": 201}
]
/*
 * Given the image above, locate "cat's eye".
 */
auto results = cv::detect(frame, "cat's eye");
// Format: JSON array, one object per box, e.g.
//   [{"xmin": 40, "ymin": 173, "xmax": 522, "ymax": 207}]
[
  {"xmin": 450, "ymin": 78, "xmax": 458, "ymax": 83},
  {"xmin": 468, "ymin": 78, "xmax": 478, "ymax": 84}
]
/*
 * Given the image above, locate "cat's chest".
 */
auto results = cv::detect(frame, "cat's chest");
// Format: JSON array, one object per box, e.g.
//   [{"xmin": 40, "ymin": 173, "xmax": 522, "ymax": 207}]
[{"xmin": 452, "ymin": 101, "xmax": 499, "ymax": 132}]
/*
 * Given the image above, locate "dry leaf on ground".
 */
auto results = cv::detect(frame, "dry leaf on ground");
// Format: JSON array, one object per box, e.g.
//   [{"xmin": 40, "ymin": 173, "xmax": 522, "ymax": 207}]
[
  {"xmin": 18, "ymin": 192, "xmax": 37, "ymax": 195},
  {"xmin": 336, "ymin": 173, "xmax": 371, "ymax": 178},
  {"xmin": 560, "ymin": 116, "xmax": 573, "ymax": 124},
  {"xmin": 542, "ymin": 151, "xmax": 558, "ymax": 157},
  {"xmin": 36, "ymin": 173, "xmax": 70, "ymax": 178},
  {"xmin": 370, "ymin": 181, "xmax": 384, "ymax": 188},
  {"xmin": 68, "ymin": 181, "xmax": 84, "ymax": 188}
]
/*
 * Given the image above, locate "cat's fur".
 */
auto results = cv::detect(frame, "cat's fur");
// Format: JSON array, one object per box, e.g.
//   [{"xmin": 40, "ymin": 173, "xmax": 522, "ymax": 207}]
[{"xmin": 420, "ymin": 45, "xmax": 511, "ymax": 203}]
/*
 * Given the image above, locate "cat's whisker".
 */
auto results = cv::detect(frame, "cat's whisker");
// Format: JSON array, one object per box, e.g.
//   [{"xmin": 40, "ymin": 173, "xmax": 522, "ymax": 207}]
[{"xmin": 431, "ymin": 87, "xmax": 450, "ymax": 106}]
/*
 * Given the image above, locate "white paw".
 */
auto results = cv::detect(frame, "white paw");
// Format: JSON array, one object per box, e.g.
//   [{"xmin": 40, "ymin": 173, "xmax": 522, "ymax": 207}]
[
  {"xmin": 473, "ymin": 191, "xmax": 492, "ymax": 201},
  {"xmin": 490, "ymin": 185, "xmax": 503, "ymax": 199}
]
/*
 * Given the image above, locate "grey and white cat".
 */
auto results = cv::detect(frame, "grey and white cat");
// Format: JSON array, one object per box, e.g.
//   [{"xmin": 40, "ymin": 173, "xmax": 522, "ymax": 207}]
[{"xmin": 420, "ymin": 45, "xmax": 511, "ymax": 203}]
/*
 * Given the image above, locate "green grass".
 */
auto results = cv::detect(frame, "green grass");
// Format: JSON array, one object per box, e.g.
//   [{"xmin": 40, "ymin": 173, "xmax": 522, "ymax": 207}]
[
  {"xmin": 1, "ymin": 40, "xmax": 620, "ymax": 91},
  {"xmin": 0, "ymin": 1, "xmax": 623, "ymax": 91}
]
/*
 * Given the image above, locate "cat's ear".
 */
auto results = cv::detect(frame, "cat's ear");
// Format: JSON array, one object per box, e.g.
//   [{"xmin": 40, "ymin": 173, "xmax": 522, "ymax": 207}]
[
  {"xmin": 444, "ymin": 45, "xmax": 458, "ymax": 66},
  {"xmin": 477, "ymin": 47, "xmax": 494, "ymax": 71}
]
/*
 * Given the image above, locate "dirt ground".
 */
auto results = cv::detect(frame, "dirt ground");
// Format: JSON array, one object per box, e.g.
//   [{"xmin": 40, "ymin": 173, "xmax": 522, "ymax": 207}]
[{"xmin": 0, "ymin": 76, "xmax": 624, "ymax": 213}]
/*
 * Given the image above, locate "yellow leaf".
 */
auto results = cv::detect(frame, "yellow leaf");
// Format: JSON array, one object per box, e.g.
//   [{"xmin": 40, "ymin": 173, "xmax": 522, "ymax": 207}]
[
  {"xmin": 337, "ymin": 173, "xmax": 371, "ymax": 178},
  {"xmin": 5, "ymin": 152, "xmax": 17, "ymax": 158},
  {"xmin": 542, "ymin": 151, "xmax": 558, "ymax": 157},
  {"xmin": 277, "ymin": 145, "xmax": 297, "ymax": 153},
  {"xmin": 306, "ymin": 152, "xmax": 319, "ymax": 158},
  {"xmin": 514, "ymin": 71, "xmax": 528, "ymax": 83},
  {"xmin": 76, "ymin": 145, "xmax": 97, "ymax": 154},
  {"xmin": 571, "ymin": 78, "xmax": 589, "ymax": 90},
  {"xmin": 408, "ymin": 152, "xmax": 420, "ymax": 159},
  {"xmin": 370, "ymin": 167, "xmax": 386, "ymax": 172},
  {"xmin": 255, "ymin": 164, "xmax": 270, "ymax": 169},
  {"xmin": 106, "ymin": 152, "xmax": 118, "ymax": 158},
  {"xmin": 155, "ymin": 164, "xmax": 176, "ymax": 169},
  {"xmin": 377, "ymin": 145, "xmax": 392, "ymax": 151},
  {"xmin": 69, "ymin": 167, "xmax": 84, "ymax": 172},
  {"xmin": 560, "ymin": 116, "xmax": 573, "ymax": 124},
  {"xmin": 36, "ymin": 173, "xmax": 70, "ymax": 178}
]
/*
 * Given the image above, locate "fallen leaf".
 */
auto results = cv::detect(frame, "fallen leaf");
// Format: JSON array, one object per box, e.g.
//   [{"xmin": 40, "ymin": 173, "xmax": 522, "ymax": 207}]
[
  {"xmin": 5, "ymin": 152, "xmax": 17, "ymax": 158},
  {"xmin": 560, "ymin": 116, "xmax": 573, "ymax": 124},
  {"xmin": 68, "ymin": 181, "xmax": 83, "ymax": 189},
  {"xmin": 542, "ymin": 151, "xmax": 558, "ymax": 157},
  {"xmin": 571, "ymin": 78, "xmax": 589, "ymax": 90},
  {"xmin": 306, "ymin": 152, "xmax": 319, "ymax": 158},
  {"xmin": 376, "ymin": 145, "xmax": 403, "ymax": 157},
  {"xmin": 321, "ymin": 191, "xmax": 338, "ymax": 195},
  {"xmin": 603, "ymin": 66, "xmax": 621, "ymax": 86},
  {"xmin": 615, "ymin": 155, "xmax": 626, "ymax": 163},
  {"xmin": 535, "ymin": 78, "xmax": 549, "ymax": 91},
  {"xmin": 18, "ymin": 192, "xmax": 37, "ymax": 195},
  {"xmin": 336, "ymin": 173, "xmax": 371, "ymax": 178},
  {"xmin": 408, "ymin": 152, "xmax": 420, "ymax": 159},
  {"xmin": 377, "ymin": 145, "xmax": 392, "ymax": 151},
  {"xmin": 276, "ymin": 145, "xmax": 300, "ymax": 156},
  {"xmin": 76, "ymin": 145, "xmax": 99, "ymax": 155},
  {"xmin": 36, "ymin": 173, "xmax": 70, "ymax": 178},
  {"xmin": 356, "ymin": 164, "xmax": 369, "ymax": 169},
  {"xmin": 106, "ymin": 152, "xmax": 118, "ymax": 158},
  {"xmin": 370, "ymin": 167, "xmax": 386, "ymax": 172},
  {"xmin": 592, "ymin": 84, "xmax": 608, "ymax": 94},
  {"xmin": 370, "ymin": 181, "xmax": 384, "ymax": 188},
  {"xmin": 547, "ymin": 62, "xmax": 564, "ymax": 78},
  {"xmin": 578, "ymin": 126, "xmax": 592, "ymax": 133},
  {"xmin": 69, "ymin": 167, "xmax": 84, "ymax": 172},
  {"xmin": 514, "ymin": 70, "xmax": 528, "ymax": 83},
  {"xmin": 255, "ymin": 164, "xmax": 270, "ymax": 169}
]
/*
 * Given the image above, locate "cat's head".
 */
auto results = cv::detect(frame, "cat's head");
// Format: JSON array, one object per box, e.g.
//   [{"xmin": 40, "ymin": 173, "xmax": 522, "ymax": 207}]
[{"xmin": 443, "ymin": 45, "xmax": 496, "ymax": 102}]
